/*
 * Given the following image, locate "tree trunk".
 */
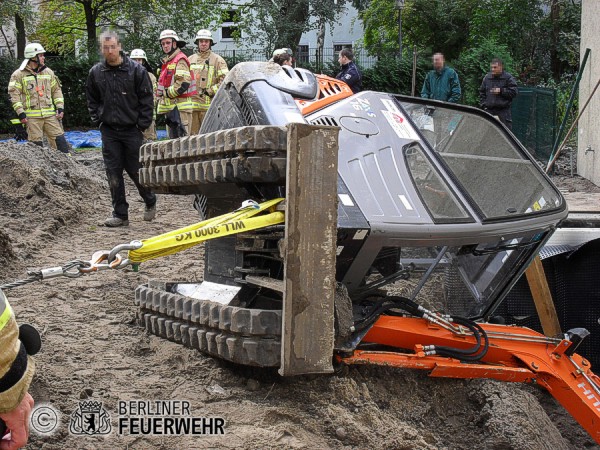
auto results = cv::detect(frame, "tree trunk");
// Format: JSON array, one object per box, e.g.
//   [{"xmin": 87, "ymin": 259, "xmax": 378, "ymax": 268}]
[
  {"xmin": 0, "ymin": 26, "xmax": 14, "ymax": 58},
  {"xmin": 274, "ymin": 0, "xmax": 310, "ymax": 51},
  {"xmin": 550, "ymin": 0, "xmax": 561, "ymax": 81},
  {"xmin": 83, "ymin": 1, "xmax": 98, "ymax": 57},
  {"xmin": 15, "ymin": 13, "xmax": 25, "ymax": 59},
  {"xmin": 316, "ymin": 18, "xmax": 325, "ymax": 72}
]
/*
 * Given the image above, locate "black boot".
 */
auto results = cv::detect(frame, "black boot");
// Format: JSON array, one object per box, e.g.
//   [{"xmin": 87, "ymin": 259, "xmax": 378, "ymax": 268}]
[{"xmin": 55, "ymin": 134, "xmax": 72, "ymax": 154}]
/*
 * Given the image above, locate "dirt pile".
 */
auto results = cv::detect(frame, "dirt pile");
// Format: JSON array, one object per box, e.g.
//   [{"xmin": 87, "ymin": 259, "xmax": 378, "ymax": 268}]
[
  {"xmin": 0, "ymin": 142, "xmax": 106, "ymax": 269},
  {"xmin": 0, "ymin": 145, "xmax": 597, "ymax": 449}
]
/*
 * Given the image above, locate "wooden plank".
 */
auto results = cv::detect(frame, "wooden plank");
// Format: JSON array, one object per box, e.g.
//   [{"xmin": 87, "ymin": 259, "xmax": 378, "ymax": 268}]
[
  {"xmin": 562, "ymin": 192, "xmax": 600, "ymax": 213},
  {"xmin": 279, "ymin": 123, "xmax": 339, "ymax": 376},
  {"xmin": 525, "ymin": 256, "xmax": 562, "ymax": 337},
  {"xmin": 245, "ymin": 275, "xmax": 284, "ymax": 292}
]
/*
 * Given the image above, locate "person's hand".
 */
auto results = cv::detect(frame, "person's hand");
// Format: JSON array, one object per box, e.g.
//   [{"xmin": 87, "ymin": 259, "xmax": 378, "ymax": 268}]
[
  {"xmin": 56, "ymin": 108, "xmax": 64, "ymax": 120},
  {"xmin": 0, "ymin": 393, "xmax": 34, "ymax": 450},
  {"xmin": 18, "ymin": 113, "xmax": 27, "ymax": 124}
]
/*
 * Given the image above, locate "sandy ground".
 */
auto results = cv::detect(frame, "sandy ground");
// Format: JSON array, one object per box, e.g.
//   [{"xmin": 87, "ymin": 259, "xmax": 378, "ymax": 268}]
[{"xmin": 0, "ymin": 141, "xmax": 598, "ymax": 449}]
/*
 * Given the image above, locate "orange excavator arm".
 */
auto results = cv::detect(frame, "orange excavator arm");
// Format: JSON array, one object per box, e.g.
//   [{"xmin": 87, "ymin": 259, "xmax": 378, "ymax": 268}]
[{"xmin": 341, "ymin": 313, "xmax": 600, "ymax": 443}]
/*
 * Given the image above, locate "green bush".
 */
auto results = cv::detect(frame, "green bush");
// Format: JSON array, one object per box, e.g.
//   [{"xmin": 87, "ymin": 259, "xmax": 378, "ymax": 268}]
[
  {"xmin": 0, "ymin": 57, "xmax": 19, "ymax": 134},
  {"xmin": 48, "ymin": 57, "xmax": 97, "ymax": 129},
  {"xmin": 361, "ymin": 55, "xmax": 429, "ymax": 96},
  {"xmin": 455, "ymin": 38, "xmax": 515, "ymax": 106}
]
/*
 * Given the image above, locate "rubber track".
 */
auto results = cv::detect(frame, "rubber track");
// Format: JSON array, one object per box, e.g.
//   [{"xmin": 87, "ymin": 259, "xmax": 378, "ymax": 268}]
[
  {"xmin": 139, "ymin": 126, "xmax": 288, "ymax": 193},
  {"xmin": 135, "ymin": 284, "xmax": 282, "ymax": 367}
]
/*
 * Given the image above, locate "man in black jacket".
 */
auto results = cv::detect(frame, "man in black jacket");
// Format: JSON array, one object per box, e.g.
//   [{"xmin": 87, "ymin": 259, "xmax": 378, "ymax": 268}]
[
  {"xmin": 479, "ymin": 58, "xmax": 518, "ymax": 130},
  {"xmin": 336, "ymin": 48, "xmax": 362, "ymax": 94},
  {"xmin": 86, "ymin": 30, "xmax": 157, "ymax": 227}
]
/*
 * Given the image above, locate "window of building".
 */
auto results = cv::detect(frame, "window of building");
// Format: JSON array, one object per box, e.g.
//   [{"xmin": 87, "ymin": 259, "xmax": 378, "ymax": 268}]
[
  {"xmin": 333, "ymin": 43, "xmax": 352, "ymax": 53},
  {"xmin": 297, "ymin": 44, "xmax": 309, "ymax": 64},
  {"xmin": 221, "ymin": 10, "xmax": 239, "ymax": 40}
]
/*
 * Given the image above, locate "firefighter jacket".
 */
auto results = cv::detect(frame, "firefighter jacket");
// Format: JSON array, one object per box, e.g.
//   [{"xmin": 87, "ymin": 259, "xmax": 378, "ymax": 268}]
[
  {"xmin": 8, "ymin": 64, "xmax": 64, "ymax": 119},
  {"xmin": 86, "ymin": 54, "xmax": 154, "ymax": 130},
  {"xmin": 157, "ymin": 49, "xmax": 196, "ymax": 113},
  {"xmin": 189, "ymin": 50, "xmax": 229, "ymax": 111},
  {"xmin": 148, "ymin": 71, "xmax": 158, "ymax": 120},
  {"xmin": 0, "ymin": 291, "xmax": 35, "ymax": 414}
]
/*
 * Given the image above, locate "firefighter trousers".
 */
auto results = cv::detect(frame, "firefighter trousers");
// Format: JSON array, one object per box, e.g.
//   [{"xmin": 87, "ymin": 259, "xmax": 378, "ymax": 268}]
[{"xmin": 27, "ymin": 116, "xmax": 63, "ymax": 149}]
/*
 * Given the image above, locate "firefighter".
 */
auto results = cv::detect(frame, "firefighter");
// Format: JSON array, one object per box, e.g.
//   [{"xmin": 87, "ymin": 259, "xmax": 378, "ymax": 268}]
[
  {"xmin": 188, "ymin": 29, "xmax": 228, "ymax": 135},
  {"xmin": 157, "ymin": 30, "xmax": 196, "ymax": 138},
  {"xmin": 0, "ymin": 289, "xmax": 36, "ymax": 450},
  {"xmin": 130, "ymin": 48, "xmax": 158, "ymax": 141},
  {"xmin": 7, "ymin": 43, "xmax": 70, "ymax": 153}
]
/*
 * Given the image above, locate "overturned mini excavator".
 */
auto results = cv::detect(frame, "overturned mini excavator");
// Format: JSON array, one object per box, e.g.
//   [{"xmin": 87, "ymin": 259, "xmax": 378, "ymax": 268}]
[{"xmin": 134, "ymin": 62, "xmax": 600, "ymax": 443}]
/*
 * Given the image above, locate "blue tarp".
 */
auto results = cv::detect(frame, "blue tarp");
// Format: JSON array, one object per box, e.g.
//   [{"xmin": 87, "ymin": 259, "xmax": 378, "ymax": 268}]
[{"xmin": 1, "ymin": 129, "xmax": 168, "ymax": 148}]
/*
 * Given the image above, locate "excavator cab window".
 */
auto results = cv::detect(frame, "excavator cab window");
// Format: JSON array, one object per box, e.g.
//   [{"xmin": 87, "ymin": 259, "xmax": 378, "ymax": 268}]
[
  {"xmin": 404, "ymin": 142, "xmax": 472, "ymax": 223},
  {"xmin": 399, "ymin": 101, "xmax": 563, "ymax": 221}
]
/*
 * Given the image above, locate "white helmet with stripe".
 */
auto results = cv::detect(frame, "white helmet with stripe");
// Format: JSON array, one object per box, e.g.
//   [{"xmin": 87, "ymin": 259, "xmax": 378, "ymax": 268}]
[
  {"xmin": 130, "ymin": 48, "xmax": 147, "ymax": 60},
  {"xmin": 159, "ymin": 29, "xmax": 186, "ymax": 48}
]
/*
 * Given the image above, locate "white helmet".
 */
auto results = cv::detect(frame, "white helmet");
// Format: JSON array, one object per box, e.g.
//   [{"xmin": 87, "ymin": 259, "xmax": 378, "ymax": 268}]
[
  {"xmin": 159, "ymin": 29, "xmax": 186, "ymax": 48},
  {"xmin": 24, "ymin": 43, "xmax": 46, "ymax": 59},
  {"xmin": 130, "ymin": 48, "xmax": 147, "ymax": 61},
  {"xmin": 194, "ymin": 29, "xmax": 215, "ymax": 45},
  {"xmin": 272, "ymin": 47, "xmax": 293, "ymax": 58}
]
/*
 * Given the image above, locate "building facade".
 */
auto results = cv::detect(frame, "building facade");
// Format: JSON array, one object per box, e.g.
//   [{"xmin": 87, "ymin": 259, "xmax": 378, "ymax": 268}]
[
  {"xmin": 211, "ymin": 4, "xmax": 366, "ymax": 65},
  {"xmin": 578, "ymin": 0, "xmax": 600, "ymax": 186}
]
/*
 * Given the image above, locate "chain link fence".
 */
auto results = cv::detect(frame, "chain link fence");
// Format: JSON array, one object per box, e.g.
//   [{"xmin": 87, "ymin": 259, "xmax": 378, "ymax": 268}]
[{"xmin": 511, "ymin": 86, "xmax": 557, "ymax": 162}]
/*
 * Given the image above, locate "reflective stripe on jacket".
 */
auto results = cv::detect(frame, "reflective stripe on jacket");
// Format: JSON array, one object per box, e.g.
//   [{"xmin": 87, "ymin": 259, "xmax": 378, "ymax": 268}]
[
  {"xmin": 0, "ymin": 290, "xmax": 36, "ymax": 414},
  {"xmin": 189, "ymin": 50, "xmax": 229, "ymax": 110},
  {"xmin": 157, "ymin": 49, "xmax": 196, "ymax": 113},
  {"xmin": 8, "ymin": 65, "xmax": 64, "ymax": 118}
]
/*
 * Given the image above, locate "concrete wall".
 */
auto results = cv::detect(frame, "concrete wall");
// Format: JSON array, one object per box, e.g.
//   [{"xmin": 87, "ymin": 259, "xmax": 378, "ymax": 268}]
[{"xmin": 578, "ymin": 0, "xmax": 600, "ymax": 186}]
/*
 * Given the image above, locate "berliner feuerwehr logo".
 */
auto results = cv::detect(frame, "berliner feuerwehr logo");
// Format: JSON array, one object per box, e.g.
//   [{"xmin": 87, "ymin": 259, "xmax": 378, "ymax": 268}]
[{"xmin": 69, "ymin": 401, "xmax": 112, "ymax": 435}]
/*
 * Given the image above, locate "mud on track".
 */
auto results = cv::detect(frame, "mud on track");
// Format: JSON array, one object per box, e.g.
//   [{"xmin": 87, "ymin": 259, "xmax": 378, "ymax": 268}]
[{"xmin": 0, "ymin": 142, "xmax": 597, "ymax": 449}]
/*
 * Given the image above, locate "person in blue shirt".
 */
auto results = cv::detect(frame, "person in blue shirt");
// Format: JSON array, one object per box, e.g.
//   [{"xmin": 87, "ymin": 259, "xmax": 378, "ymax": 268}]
[
  {"xmin": 421, "ymin": 53, "xmax": 461, "ymax": 103},
  {"xmin": 336, "ymin": 48, "xmax": 362, "ymax": 94}
]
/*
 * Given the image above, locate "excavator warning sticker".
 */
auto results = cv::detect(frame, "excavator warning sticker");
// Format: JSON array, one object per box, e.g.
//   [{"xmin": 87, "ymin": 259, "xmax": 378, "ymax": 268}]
[{"xmin": 381, "ymin": 99, "xmax": 419, "ymax": 141}]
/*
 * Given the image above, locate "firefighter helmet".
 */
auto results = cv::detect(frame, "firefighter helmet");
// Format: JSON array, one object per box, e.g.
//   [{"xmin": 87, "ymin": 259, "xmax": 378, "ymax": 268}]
[
  {"xmin": 24, "ymin": 43, "xmax": 46, "ymax": 59},
  {"xmin": 130, "ymin": 48, "xmax": 147, "ymax": 61},
  {"xmin": 159, "ymin": 29, "xmax": 186, "ymax": 48},
  {"xmin": 194, "ymin": 29, "xmax": 215, "ymax": 45}
]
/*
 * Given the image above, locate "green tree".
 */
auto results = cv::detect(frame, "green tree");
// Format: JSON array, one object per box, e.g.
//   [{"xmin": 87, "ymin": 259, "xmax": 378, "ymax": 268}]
[
  {"xmin": 358, "ymin": 0, "xmax": 478, "ymax": 60},
  {"xmin": 34, "ymin": 0, "xmax": 224, "ymax": 58},
  {"xmin": 455, "ymin": 37, "xmax": 514, "ymax": 106},
  {"xmin": 237, "ymin": 0, "xmax": 347, "ymax": 56},
  {"xmin": 0, "ymin": 0, "xmax": 34, "ymax": 58}
]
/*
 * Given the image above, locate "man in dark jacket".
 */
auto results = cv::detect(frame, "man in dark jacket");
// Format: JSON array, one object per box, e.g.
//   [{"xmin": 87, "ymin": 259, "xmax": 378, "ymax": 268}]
[
  {"xmin": 421, "ymin": 53, "xmax": 461, "ymax": 103},
  {"xmin": 479, "ymin": 58, "xmax": 518, "ymax": 130},
  {"xmin": 86, "ymin": 30, "xmax": 157, "ymax": 227},
  {"xmin": 336, "ymin": 48, "xmax": 362, "ymax": 94}
]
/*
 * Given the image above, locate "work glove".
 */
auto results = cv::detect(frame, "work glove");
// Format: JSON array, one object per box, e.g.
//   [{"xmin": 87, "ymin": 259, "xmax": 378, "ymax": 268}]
[{"xmin": 11, "ymin": 119, "xmax": 27, "ymax": 141}]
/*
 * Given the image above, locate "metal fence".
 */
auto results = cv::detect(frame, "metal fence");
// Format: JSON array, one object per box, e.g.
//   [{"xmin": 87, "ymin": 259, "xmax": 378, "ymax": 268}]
[
  {"xmin": 218, "ymin": 48, "xmax": 381, "ymax": 72},
  {"xmin": 511, "ymin": 86, "xmax": 557, "ymax": 161}
]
